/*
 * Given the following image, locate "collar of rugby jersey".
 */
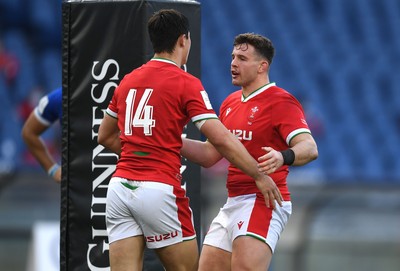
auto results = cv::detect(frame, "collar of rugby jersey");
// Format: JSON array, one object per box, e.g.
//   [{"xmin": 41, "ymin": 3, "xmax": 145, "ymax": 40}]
[
  {"xmin": 241, "ymin": 82, "xmax": 276, "ymax": 102},
  {"xmin": 151, "ymin": 57, "xmax": 179, "ymax": 67}
]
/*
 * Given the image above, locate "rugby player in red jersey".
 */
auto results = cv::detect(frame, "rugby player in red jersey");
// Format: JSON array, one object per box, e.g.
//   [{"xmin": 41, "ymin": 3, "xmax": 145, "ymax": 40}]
[
  {"xmin": 181, "ymin": 33, "xmax": 318, "ymax": 271},
  {"xmin": 98, "ymin": 12, "xmax": 282, "ymax": 271}
]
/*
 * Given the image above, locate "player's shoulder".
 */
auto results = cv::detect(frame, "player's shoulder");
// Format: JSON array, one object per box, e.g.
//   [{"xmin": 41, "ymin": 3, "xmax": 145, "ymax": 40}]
[
  {"xmin": 220, "ymin": 89, "xmax": 241, "ymax": 110},
  {"xmin": 47, "ymin": 87, "xmax": 62, "ymax": 104},
  {"xmin": 146, "ymin": 59, "xmax": 201, "ymax": 84},
  {"xmin": 34, "ymin": 87, "xmax": 62, "ymax": 124},
  {"xmin": 38, "ymin": 87, "xmax": 62, "ymax": 109},
  {"xmin": 174, "ymin": 66, "xmax": 201, "ymax": 82},
  {"xmin": 173, "ymin": 69, "xmax": 204, "ymax": 93},
  {"xmin": 268, "ymin": 84, "xmax": 288, "ymax": 95},
  {"xmin": 225, "ymin": 89, "xmax": 242, "ymax": 100},
  {"xmin": 268, "ymin": 85, "xmax": 303, "ymax": 109},
  {"xmin": 269, "ymin": 85, "xmax": 298, "ymax": 101}
]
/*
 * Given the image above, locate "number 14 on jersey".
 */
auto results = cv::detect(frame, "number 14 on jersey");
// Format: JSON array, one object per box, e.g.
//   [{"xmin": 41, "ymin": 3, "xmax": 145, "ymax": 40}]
[{"xmin": 125, "ymin": 88, "xmax": 155, "ymax": 136}]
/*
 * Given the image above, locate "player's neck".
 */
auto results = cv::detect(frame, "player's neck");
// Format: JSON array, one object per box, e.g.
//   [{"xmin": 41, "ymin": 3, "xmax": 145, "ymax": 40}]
[
  {"xmin": 154, "ymin": 52, "xmax": 183, "ymax": 67},
  {"xmin": 242, "ymin": 77, "xmax": 270, "ymax": 97}
]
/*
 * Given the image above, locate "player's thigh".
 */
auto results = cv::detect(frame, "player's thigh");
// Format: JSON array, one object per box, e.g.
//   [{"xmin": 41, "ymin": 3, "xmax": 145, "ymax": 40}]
[
  {"xmin": 109, "ymin": 235, "xmax": 146, "ymax": 271},
  {"xmin": 198, "ymin": 244, "xmax": 231, "ymax": 271},
  {"xmin": 232, "ymin": 236, "xmax": 272, "ymax": 271},
  {"xmin": 155, "ymin": 239, "xmax": 199, "ymax": 271}
]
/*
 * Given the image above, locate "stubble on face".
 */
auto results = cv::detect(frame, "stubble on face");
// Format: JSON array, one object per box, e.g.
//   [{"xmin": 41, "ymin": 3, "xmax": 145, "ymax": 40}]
[{"xmin": 231, "ymin": 43, "xmax": 259, "ymax": 87}]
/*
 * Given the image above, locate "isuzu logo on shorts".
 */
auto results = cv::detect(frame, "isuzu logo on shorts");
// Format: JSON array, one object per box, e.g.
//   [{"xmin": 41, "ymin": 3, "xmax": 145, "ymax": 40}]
[{"xmin": 146, "ymin": 230, "xmax": 179, "ymax": 242}]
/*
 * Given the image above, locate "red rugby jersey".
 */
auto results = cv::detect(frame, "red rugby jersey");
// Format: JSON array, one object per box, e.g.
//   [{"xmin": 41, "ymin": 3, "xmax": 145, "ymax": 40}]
[
  {"xmin": 107, "ymin": 58, "xmax": 217, "ymax": 187},
  {"xmin": 219, "ymin": 82, "xmax": 311, "ymax": 201}
]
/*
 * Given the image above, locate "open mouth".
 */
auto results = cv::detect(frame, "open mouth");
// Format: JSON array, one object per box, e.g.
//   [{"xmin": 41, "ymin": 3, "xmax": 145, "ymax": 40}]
[{"xmin": 231, "ymin": 70, "xmax": 239, "ymax": 78}]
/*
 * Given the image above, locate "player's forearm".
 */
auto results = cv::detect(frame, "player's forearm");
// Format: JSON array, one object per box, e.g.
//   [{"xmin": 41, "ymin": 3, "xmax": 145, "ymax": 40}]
[
  {"xmin": 99, "ymin": 134, "xmax": 121, "ymax": 156},
  {"xmin": 22, "ymin": 113, "xmax": 56, "ymax": 171},
  {"xmin": 181, "ymin": 138, "xmax": 220, "ymax": 167},
  {"xmin": 291, "ymin": 137, "xmax": 318, "ymax": 166},
  {"xmin": 211, "ymin": 132, "xmax": 263, "ymax": 180},
  {"xmin": 98, "ymin": 114, "xmax": 121, "ymax": 155},
  {"xmin": 24, "ymin": 136, "xmax": 56, "ymax": 171},
  {"xmin": 201, "ymin": 119, "xmax": 263, "ymax": 179}
]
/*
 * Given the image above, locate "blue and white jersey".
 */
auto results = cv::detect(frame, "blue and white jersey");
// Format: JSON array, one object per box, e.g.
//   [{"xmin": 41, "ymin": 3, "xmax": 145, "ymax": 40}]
[{"xmin": 34, "ymin": 87, "xmax": 62, "ymax": 126}]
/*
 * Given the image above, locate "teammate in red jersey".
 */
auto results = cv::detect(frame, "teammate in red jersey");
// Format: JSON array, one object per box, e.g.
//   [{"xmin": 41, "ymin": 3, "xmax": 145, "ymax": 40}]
[
  {"xmin": 181, "ymin": 33, "xmax": 318, "ymax": 271},
  {"xmin": 98, "ymin": 11, "xmax": 282, "ymax": 271}
]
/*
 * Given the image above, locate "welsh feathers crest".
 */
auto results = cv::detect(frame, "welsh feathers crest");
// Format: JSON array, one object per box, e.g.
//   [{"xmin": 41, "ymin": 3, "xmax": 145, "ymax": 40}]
[{"xmin": 247, "ymin": 106, "xmax": 259, "ymax": 125}]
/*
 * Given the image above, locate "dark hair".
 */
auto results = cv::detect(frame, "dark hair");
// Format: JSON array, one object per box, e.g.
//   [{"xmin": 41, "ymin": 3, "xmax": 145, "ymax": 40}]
[
  {"xmin": 148, "ymin": 9, "xmax": 190, "ymax": 54},
  {"xmin": 233, "ymin": 33, "xmax": 275, "ymax": 64}
]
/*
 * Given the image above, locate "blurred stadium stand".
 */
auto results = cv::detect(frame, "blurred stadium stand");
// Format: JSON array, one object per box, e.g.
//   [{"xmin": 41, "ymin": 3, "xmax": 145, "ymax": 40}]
[
  {"xmin": 0, "ymin": 0, "xmax": 399, "ymax": 270},
  {"xmin": 0, "ymin": 0, "xmax": 398, "ymax": 181}
]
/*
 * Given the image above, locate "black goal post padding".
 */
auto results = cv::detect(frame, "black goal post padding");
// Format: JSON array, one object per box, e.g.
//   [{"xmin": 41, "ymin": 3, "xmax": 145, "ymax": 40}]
[{"xmin": 61, "ymin": 1, "xmax": 201, "ymax": 270}]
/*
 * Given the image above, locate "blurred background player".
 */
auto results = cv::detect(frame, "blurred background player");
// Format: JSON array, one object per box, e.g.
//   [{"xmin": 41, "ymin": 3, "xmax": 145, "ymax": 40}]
[{"xmin": 22, "ymin": 87, "xmax": 62, "ymax": 182}]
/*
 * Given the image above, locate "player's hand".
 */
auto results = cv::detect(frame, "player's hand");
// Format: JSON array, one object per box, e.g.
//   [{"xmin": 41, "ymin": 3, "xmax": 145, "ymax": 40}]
[
  {"xmin": 254, "ymin": 174, "xmax": 283, "ymax": 209},
  {"xmin": 257, "ymin": 147, "xmax": 284, "ymax": 175}
]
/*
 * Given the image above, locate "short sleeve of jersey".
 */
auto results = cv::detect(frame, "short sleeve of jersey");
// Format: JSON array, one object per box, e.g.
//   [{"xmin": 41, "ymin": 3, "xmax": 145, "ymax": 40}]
[
  {"xmin": 106, "ymin": 87, "xmax": 119, "ymax": 119},
  {"xmin": 34, "ymin": 87, "xmax": 62, "ymax": 126},
  {"xmin": 183, "ymin": 78, "xmax": 218, "ymax": 123},
  {"xmin": 273, "ymin": 94, "xmax": 311, "ymax": 145}
]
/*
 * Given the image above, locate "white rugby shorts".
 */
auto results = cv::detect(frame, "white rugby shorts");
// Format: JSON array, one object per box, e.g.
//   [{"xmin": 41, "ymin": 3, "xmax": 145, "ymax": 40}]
[
  {"xmin": 203, "ymin": 193, "xmax": 292, "ymax": 253},
  {"xmin": 106, "ymin": 177, "xmax": 196, "ymax": 249}
]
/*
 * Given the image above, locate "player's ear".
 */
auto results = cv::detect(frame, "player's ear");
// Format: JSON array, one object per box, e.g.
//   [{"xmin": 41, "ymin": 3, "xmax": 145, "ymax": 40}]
[
  {"xmin": 184, "ymin": 32, "xmax": 190, "ymax": 40},
  {"xmin": 178, "ymin": 34, "xmax": 186, "ymax": 47},
  {"xmin": 259, "ymin": 61, "xmax": 269, "ymax": 73}
]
